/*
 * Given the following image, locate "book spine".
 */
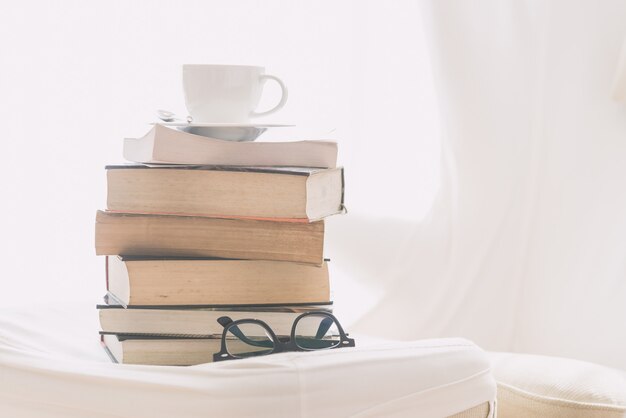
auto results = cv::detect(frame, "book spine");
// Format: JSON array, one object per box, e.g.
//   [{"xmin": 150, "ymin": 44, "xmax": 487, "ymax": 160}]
[{"xmin": 105, "ymin": 256, "xmax": 109, "ymax": 291}]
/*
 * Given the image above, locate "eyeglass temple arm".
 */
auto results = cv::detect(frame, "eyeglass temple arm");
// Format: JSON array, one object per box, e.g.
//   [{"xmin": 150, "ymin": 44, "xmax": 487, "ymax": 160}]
[
  {"xmin": 315, "ymin": 317, "xmax": 335, "ymax": 339},
  {"xmin": 217, "ymin": 316, "xmax": 234, "ymax": 327}
]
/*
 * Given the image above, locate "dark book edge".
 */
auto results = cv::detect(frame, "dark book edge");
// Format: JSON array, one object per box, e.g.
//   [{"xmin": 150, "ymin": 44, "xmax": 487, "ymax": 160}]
[
  {"xmin": 104, "ymin": 164, "xmax": 335, "ymax": 176},
  {"xmin": 116, "ymin": 255, "xmax": 331, "ymax": 262},
  {"xmin": 100, "ymin": 332, "xmax": 221, "ymax": 341},
  {"xmin": 119, "ymin": 255, "xmax": 235, "ymax": 262},
  {"xmin": 97, "ymin": 296, "xmax": 334, "ymax": 310}
]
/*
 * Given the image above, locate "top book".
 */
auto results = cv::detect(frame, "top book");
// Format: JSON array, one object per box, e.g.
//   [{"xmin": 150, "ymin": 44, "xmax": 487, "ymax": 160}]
[{"xmin": 124, "ymin": 124, "xmax": 338, "ymax": 168}]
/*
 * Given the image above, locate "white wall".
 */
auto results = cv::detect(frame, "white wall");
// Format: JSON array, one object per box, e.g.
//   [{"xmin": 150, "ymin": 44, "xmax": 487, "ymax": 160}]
[{"xmin": 0, "ymin": 0, "xmax": 439, "ymax": 313}]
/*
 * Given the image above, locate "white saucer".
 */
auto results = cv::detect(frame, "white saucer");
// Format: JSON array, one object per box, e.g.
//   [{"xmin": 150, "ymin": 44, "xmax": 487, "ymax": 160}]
[
  {"xmin": 154, "ymin": 122, "xmax": 294, "ymax": 142},
  {"xmin": 158, "ymin": 122, "xmax": 294, "ymax": 128}
]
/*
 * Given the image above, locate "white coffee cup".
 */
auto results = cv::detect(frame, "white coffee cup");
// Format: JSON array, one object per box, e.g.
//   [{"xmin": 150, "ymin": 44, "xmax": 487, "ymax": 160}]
[{"xmin": 182, "ymin": 64, "xmax": 288, "ymax": 124}]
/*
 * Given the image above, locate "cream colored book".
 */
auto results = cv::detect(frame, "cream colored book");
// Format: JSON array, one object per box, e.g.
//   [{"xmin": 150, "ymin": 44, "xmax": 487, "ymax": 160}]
[
  {"xmin": 98, "ymin": 301, "xmax": 333, "ymax": 337},
  {"xmin": 106, "ymin": 165, "xmax": 344, "ymax": 222},
  {"xmin": 123, "ymin": 124, "xmax": 338, "ymax": 168},
  {"xmin": 105, "ymin": 256, "xmax": 330, "ymax": 306},
  {"xmin": 94, "ymin": 211, "xmax": 325, "ymax": 264},
  {"xmin": 101, "ymin": 334, "xmax": 220, "ymax": 366}
]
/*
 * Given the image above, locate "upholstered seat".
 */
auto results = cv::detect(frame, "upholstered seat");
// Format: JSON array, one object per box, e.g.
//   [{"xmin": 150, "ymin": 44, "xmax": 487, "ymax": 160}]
[
  {"xmin": 0, "ymin": 304, "xmax": 496, "ymax": 418},
  {"xmin": 491, "ymin": 352, "xmax": 626, "ymax": 418}
]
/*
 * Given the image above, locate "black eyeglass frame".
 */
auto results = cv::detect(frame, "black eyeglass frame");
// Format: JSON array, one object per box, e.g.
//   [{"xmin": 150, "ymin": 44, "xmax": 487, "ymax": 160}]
[{"xmin": 213, "ymin": 311, "xmax": 355, "ymax": 362}]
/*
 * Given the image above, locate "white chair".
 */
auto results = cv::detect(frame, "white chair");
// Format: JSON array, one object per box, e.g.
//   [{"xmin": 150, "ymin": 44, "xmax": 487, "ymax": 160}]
[{"xmin": 0, "ymin": 304, "xmax": 496, "ymax": 418}]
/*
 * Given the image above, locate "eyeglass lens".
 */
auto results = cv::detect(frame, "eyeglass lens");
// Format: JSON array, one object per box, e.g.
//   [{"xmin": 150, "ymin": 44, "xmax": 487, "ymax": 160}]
[
  {"xmin": 294, "ymin": 314, "xmax": 341, "ymax": 350},
  {"xmin": 225, "ymin": 322, "xmax": 275, "ymax": 358}
]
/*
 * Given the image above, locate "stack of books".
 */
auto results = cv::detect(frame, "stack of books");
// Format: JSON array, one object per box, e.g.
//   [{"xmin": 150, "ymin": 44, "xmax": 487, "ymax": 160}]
[{"xmin": 95, "ymin": 125, "xmax": 344, "ymax": 366}]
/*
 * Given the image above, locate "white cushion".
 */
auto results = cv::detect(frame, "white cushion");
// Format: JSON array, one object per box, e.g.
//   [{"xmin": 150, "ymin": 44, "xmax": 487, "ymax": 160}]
[
  {"xmin": 0, "ymin": 304, "xmax": 496, "ymax": 417},
  {"xmin": 491, "ymin": 352, "xmax": 626, "ymax": 417}
]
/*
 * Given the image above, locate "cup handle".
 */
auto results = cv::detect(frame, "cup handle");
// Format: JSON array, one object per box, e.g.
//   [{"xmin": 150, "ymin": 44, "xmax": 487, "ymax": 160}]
[{"xmin": 250, "ymin": 74, "xmax": 288, "ymax": 118}]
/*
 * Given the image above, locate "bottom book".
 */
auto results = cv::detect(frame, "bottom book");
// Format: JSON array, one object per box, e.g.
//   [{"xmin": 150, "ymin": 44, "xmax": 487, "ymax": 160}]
[
  {"xmin": 101, "ymin": 334, "xmax": 221, "ymax": 366},
  {"xmin": 99, "ymin": 297, "xmax": 336, "ymax": 366}
]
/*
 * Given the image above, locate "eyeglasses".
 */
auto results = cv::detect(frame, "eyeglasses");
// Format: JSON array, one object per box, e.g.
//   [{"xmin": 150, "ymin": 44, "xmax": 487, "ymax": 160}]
[{"xmin": 213, "ymin": 311, "xmax": 355, "ymax": 362}]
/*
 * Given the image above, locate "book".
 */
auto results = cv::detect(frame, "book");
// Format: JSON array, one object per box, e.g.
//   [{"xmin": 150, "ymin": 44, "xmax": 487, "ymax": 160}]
[
  {"xmin": 105, "ymin": 256, "xmax": 331, "ymax": 306},
  {"xmin": 123, "ymin": 124, "xmax": 338, "ymax": 168},
  {"xmin": 101, "ymin": 333, "xmax": 220, "ymax": 365},
  {"xmin": 106, "ymin": 165, "xmax": 344, "ymax": 222},
  {"xmin": 98, "ymin": 301, "xmax": 333, "ymax": 337},
  {"xmin": 94, "ymin": 211, "xmax": 325, "ymax": 264}
]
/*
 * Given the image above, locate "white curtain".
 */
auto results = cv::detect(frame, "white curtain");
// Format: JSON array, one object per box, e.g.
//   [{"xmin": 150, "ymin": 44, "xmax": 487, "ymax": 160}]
[{"xmin": 353, "ymin": 0, "xmax": 626, "ymax": 370}]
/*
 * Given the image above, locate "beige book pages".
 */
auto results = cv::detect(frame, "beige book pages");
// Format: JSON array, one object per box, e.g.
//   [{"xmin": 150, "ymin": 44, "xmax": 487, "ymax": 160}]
[
  {"xmin": 95, "ymin": 211, "xmax": 325, "ymax": 264},
  {"xmin": 106, "ymin": 166, "xmax": 344, "ymax": 221},
  {"xmin": 107, "ymin": 257, "xmax": 330, "ymax": 305}
]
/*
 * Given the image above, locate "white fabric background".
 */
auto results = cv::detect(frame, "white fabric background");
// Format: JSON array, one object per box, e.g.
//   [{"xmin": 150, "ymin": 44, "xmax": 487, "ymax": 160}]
[
  {"xmin": 352, "ymin": 0, "xmax": 626, "ymax": 371},
  {"xmin": 0, "ymin": 0, "xmax": 440, "ymax": 308},
  {"xmin": 1, "ymin": 0, "xmax": 626, "ymax": 385}
]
